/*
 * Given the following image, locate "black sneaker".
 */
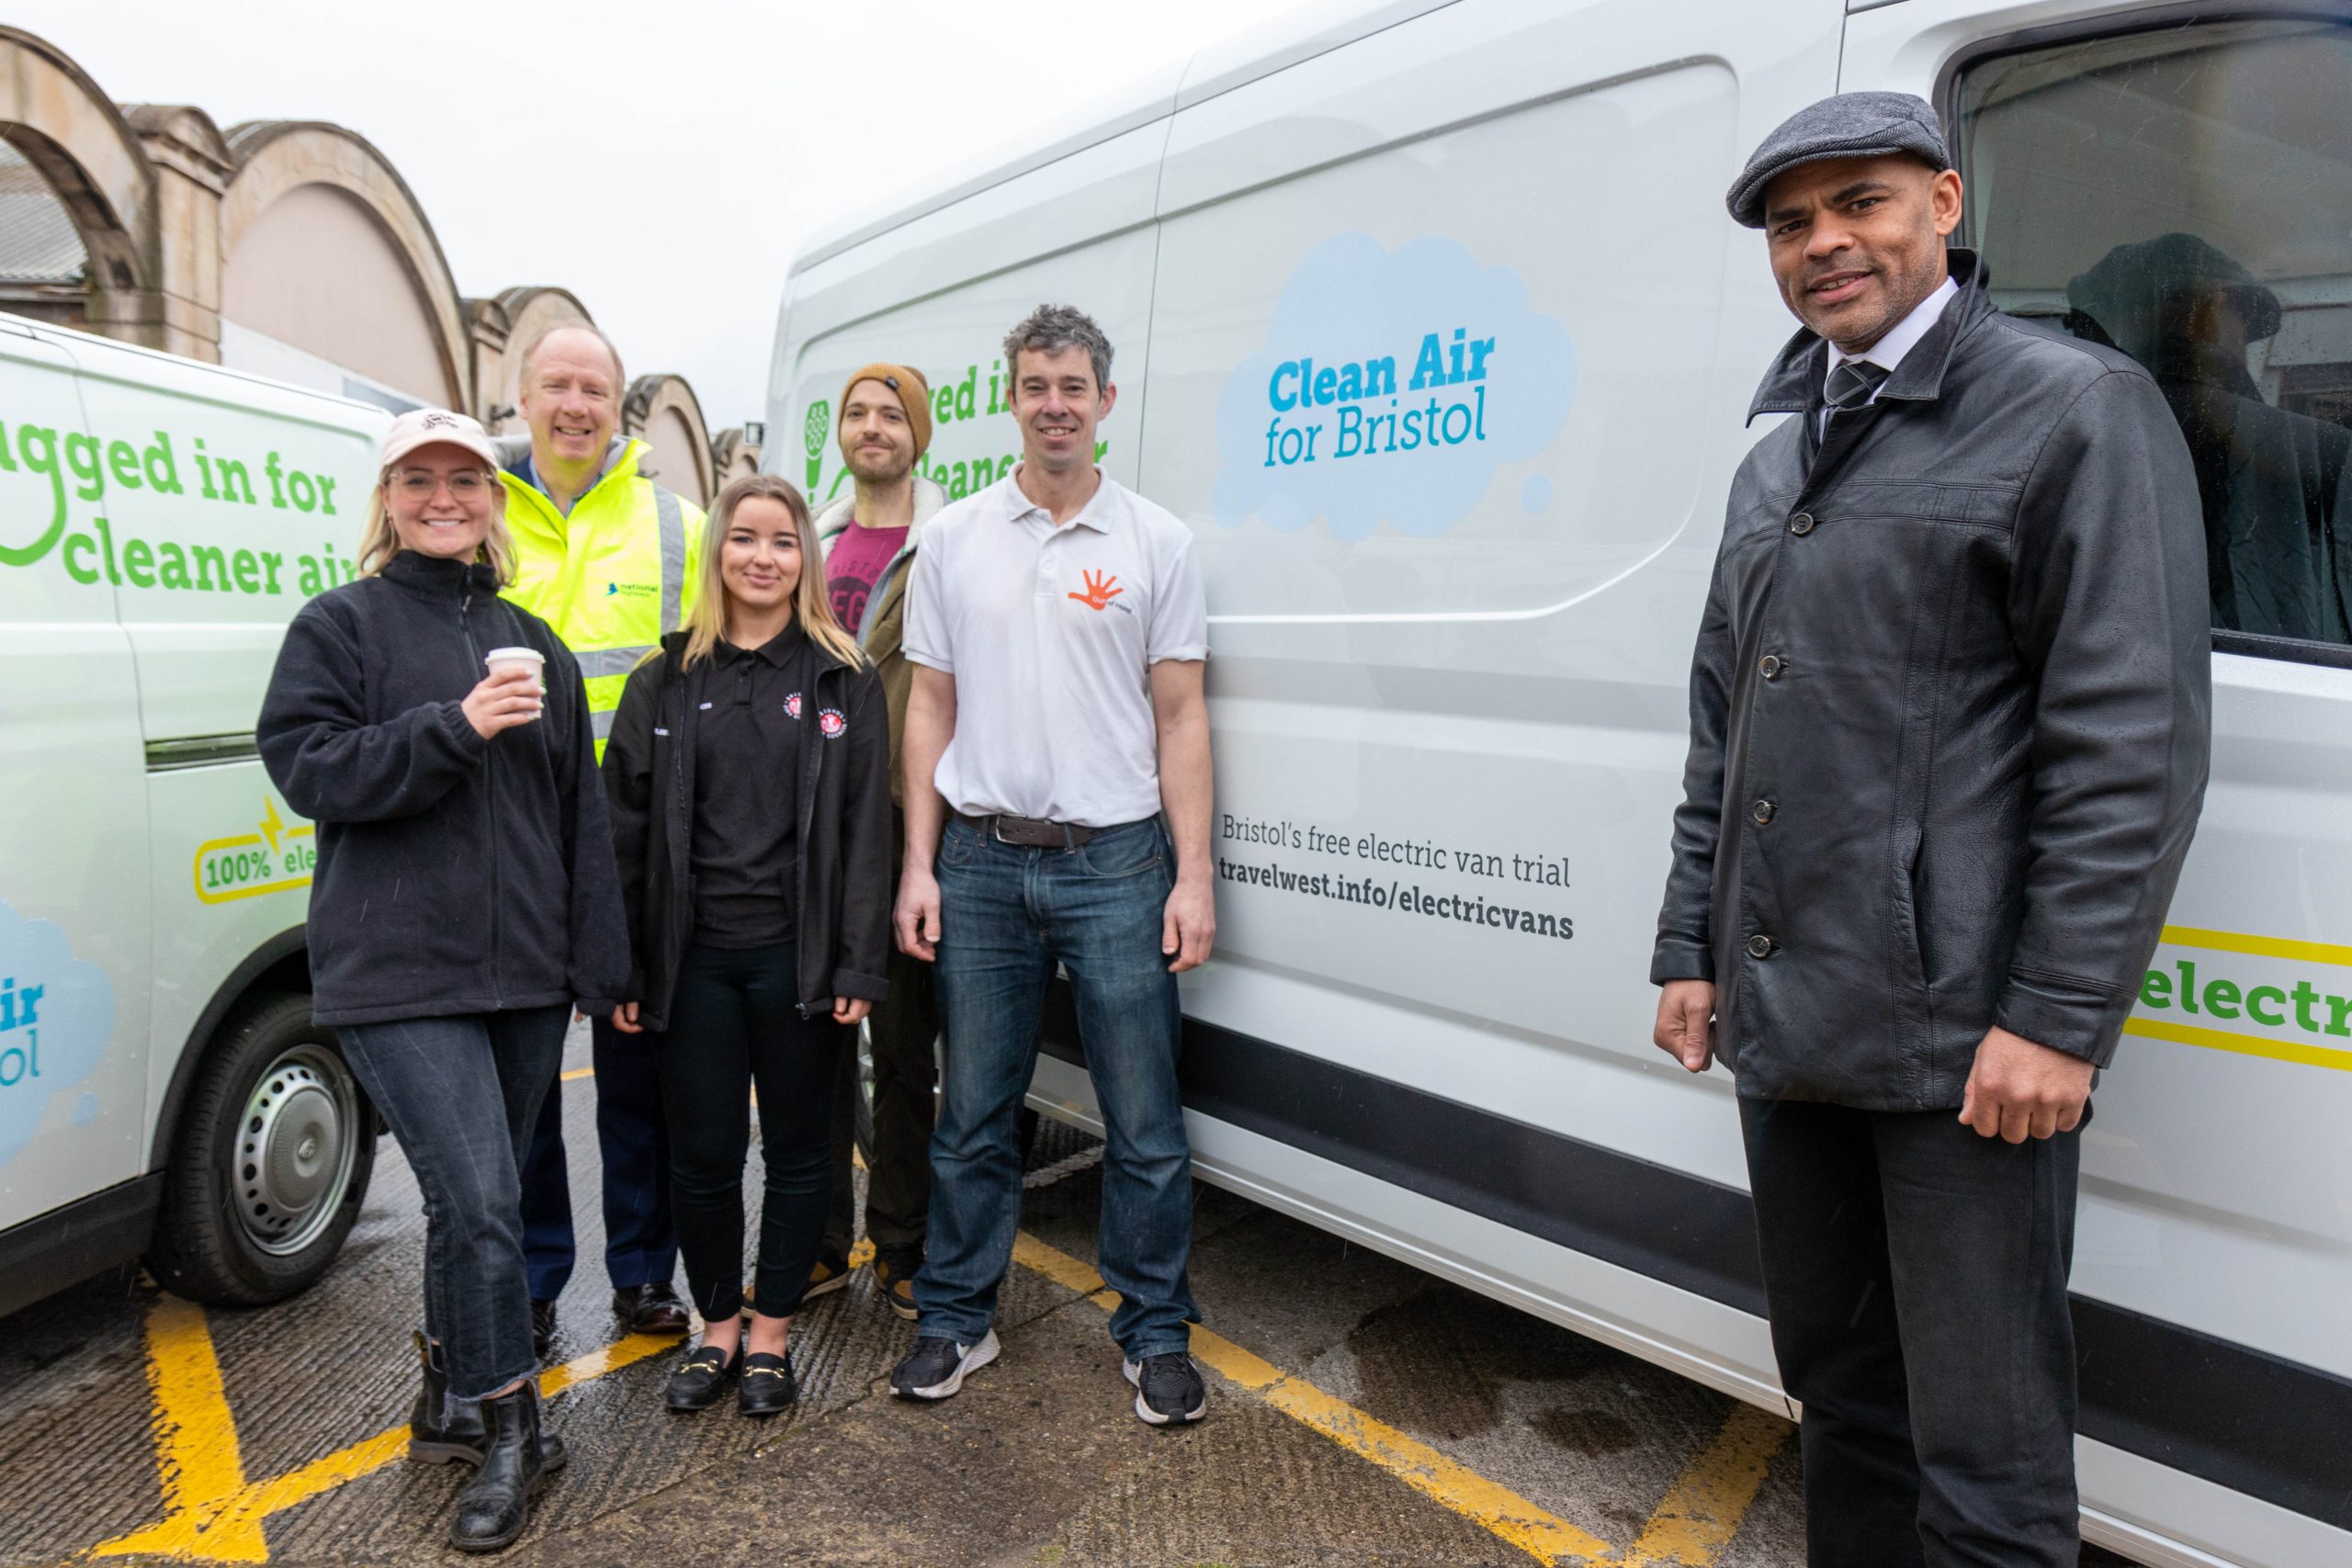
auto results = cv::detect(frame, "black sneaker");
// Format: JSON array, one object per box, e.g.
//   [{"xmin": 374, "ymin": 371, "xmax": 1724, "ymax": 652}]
[
  {"xmin": 805, "ymin": 1249, "xmax": 854, "ymax": 1302},
  {"xmin": 664, "ymin": 1344, "xmax": 738, "ymax": 1412},
  {"xmin": 1124, "ymin": 1353, "xmax": 1207, "ymax": 1427},
  {"xmin": 889, "ymin": 1330, "xmax": 1000, "ymax": 1400},
  {"xmin": 738, "ymin": 1351, "xmax": 797, "ymax": 1416},
  {"xmin": 872, "ymin": 1246, "xmax": 922, "ymax": 1322}
]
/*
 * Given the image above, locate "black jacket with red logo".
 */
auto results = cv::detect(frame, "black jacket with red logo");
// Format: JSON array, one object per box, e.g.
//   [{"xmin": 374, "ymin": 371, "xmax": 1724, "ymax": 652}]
[{"xmin": 603, "ymin": 628, "xmax": 891, "ymax": 1026}]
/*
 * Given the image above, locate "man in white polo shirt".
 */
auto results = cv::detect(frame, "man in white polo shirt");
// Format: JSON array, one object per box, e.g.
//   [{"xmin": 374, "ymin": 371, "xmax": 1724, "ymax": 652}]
[{"xmin": 888, "ymin": 303, "xmax": 1216, "ymax": 1427}]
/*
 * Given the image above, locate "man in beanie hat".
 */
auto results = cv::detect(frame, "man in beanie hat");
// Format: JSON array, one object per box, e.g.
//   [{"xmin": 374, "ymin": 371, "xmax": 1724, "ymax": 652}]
[
  {"xmin": 808, "ymin": 365, "xmax": 950, "ymax": 1315},
  {"xmin": 1652, "ymin": 93, "xmax": 2210, "ymax": 1563}
]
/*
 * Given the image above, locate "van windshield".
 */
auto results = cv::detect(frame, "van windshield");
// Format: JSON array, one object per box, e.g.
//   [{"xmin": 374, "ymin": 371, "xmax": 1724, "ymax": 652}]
[{"xmin": 1957, "ymin": 17, "xmax": 2352, "ymax": 653}]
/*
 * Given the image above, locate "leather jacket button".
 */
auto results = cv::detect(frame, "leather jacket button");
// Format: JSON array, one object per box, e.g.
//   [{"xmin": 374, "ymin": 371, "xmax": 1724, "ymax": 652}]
[
  {"xmin": 1751, "ymin": 799, "xmax": 1776, "ymax": 826},
  {"xmin": 1745, "ymin": 933, "xmax": 1777, "ymax": 960},
  {"xmin": 1758, "ymin": 654, "xmax": 1784, "ymax": 680},
  {"xmin": 1788, "ymin": 512, "xmax": 1815, "ymax": 536}
]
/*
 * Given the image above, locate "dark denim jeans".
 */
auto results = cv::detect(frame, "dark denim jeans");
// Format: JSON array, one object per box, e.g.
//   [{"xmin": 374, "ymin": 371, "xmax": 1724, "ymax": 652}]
[
  {"xmin": 662, "ymin": 942, "xmax": 848, "ymax": 1319},
  {"xmin": 1739, "ymin": 1098, "xmax": 2083, "ymax": 1568},
  {"xmin": 916, "ymin": 815, "xmax": 1199, "ymax": 1359},
  {"xmin": 337, "ymin": 1004, "xmax": 569, "ymax": 1404}
]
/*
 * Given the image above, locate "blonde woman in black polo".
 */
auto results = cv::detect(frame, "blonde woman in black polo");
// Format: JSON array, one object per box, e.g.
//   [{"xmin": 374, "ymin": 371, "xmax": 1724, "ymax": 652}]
[{"xmin": 602, "ymin": 473, "xmax": 892, "ymax": 1416}]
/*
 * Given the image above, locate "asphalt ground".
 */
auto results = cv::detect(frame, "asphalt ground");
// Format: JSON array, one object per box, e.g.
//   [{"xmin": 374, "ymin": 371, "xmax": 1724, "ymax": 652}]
[{"xmin": 2, "ymin": 1022, "xmax": 2144, "ymax": 1568}]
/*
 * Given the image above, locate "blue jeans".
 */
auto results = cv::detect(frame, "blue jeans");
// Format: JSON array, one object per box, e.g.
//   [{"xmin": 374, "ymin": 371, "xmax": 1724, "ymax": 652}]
[
  {"xmin": 916, "ymin": 815, "xmax": 1199, "ymax": 1359},
  {"xmin": 337, "ymin": 1005, "xmax": 568, "ymax": 1404}
]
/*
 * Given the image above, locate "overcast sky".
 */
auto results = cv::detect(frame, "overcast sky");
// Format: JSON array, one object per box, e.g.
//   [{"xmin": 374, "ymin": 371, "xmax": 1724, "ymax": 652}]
[{"xmin": 15, "ymin": 0, "xmax": 1312, "ymax": 433}]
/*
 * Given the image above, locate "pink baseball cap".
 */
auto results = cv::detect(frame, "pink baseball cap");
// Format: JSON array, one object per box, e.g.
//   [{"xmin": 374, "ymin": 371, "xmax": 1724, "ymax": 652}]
[{"xmin": 379, "ymin": 408, "xmax": 500, "ymax": 473}]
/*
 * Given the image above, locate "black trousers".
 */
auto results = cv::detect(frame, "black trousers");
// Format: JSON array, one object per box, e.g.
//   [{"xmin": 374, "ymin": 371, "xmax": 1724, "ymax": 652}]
[
  {"xmin": 662, "ymin": 942, "xmax": 849, "ymax": 1320},
  {"xmin": 517, "ymin": 1015, "xmax": 676, "ymax": 1300},
  {"xmin": 822, "ymin": 938, "xmax": 941, "ymax": 1255},
  {"xmin": 1739, "ymin": 1098, "xmax": 2083, "ymax": 1568},
  {"xmin": 825, "ymin": 819, "xmax": 942, "ymax": 1257}
]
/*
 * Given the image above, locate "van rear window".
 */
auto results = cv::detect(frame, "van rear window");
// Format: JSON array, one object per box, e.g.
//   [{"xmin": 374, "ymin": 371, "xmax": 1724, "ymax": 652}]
[{"xmin": 1956, "ymin": 18, "xmax": 2352, "ymax": 660}]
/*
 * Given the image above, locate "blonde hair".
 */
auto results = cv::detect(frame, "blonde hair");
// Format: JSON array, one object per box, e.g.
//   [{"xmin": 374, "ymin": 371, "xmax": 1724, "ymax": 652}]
[
  {"xmin": 355, "ymin": 462, "xmax": 517, "ymax": 586},
  {"xmin": 679, "ymin": 473, "xmax": 865, "ymax": 671}
]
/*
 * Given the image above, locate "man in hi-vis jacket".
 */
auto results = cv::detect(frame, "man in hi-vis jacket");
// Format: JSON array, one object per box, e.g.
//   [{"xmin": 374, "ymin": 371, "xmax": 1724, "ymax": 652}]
[{"xmin": 1651, "ymin": 94, "xmax": 2210, "ymax": 1566}]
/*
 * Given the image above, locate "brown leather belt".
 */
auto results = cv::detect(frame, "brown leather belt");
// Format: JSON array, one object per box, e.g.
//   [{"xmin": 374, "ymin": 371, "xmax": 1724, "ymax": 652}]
[{"xmin": 956, "ymin": 811, "xmax": 1097, "ymax": 849}]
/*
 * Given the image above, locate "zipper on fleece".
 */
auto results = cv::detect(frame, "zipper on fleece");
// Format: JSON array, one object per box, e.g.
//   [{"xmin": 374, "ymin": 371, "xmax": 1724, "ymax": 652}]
[{"xmin": 461, "ymin": 584, "xmax": 504, "ymax": 1010}]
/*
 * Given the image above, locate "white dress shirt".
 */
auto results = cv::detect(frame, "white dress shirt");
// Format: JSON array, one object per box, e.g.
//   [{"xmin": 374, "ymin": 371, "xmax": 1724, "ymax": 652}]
[{"xmin": 1819, "ymin": 274, "xmax": 1960, "ymax": 436}]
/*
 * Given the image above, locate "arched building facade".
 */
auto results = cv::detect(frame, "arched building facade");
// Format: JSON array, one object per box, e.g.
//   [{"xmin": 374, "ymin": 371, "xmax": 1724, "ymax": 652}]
[{"xmin": 0, "ymin": 26, "xmax": 755, "ymax": 478}]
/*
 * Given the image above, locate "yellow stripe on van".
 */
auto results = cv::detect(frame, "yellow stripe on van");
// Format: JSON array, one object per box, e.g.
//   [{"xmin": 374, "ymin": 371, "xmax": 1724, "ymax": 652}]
[
  {"xmin": 2122, "ymin": 1016, "xmax": 2352, "ymax": 1073},
  {"xmin": 2158, "ymin": 925, "xmax": 2352, "ymax": 968}
]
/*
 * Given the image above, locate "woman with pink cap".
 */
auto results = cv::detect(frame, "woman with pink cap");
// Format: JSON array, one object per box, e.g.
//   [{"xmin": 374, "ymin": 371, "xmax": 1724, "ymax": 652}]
[{"xmin": 257, "ymin": 408, "xmax": 628, "ymax": 1553}]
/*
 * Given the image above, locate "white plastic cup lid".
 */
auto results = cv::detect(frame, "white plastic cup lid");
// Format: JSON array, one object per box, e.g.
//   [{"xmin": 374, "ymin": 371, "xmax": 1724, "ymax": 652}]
[{"xmin": 483, "ymin": 647, "xmax": 546, "ymax": 668}]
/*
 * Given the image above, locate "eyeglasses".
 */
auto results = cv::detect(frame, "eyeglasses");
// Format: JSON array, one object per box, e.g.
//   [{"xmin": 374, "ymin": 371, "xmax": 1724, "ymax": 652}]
[{"xmin": 391, "ymin": 470, "xmax": 492, "ymax": 497}]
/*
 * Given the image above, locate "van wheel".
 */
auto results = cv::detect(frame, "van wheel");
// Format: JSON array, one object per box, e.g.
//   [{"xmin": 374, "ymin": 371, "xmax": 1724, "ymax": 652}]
[{"xmin": 146, "ymin": 991, "xmax": 375, "ymax": 1306}]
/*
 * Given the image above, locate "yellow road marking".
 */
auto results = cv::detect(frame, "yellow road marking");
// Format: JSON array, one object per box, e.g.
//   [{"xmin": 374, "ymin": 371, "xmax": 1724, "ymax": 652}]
[
  {"xmin": 560, "ymin": 1066, "xmax": 594, "ymax": 1082},
  {"xmin": 93, "ymin": 1208, "xmax": 1766, "ymax": 1565},
  {"xmin": 1010, "ymin": 1233, "xmax": 1619, "ymax": 1565},
  {"xmin": 2159, "ymin": 924, "xmax": 2352, "ymax": 968},
  {"xmin": 1623, "ymin": 1403, "xmax": 1785, "ymax": 1565},
  {"xmin": 96, "ymin": 1295, "xmax": 266, "ymax": 1561},
  {"xmin": 2122, "ymin": 1016, "xmax": 2352, "ymax": 1073},
  {"xmin": 90, "ymin": 1316, "xmax": 679, "ymax": 1562}
]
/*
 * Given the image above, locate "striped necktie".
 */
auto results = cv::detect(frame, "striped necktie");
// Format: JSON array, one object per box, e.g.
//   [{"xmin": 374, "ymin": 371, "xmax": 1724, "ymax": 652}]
[{"xmin": 1826, "ymin": 358, "xmax": 1892, "ymax": 412}]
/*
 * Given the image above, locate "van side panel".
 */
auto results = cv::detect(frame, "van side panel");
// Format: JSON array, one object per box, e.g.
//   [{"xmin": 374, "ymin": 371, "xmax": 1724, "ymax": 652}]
[
  {"xmin": 775, "ymin": 118, "xmax": 1169, "ymax": 508},
  {"xmin": 0, "ymin": 328, "xmax": 154, "ymax": 1233},
  {"xmin": 55, "ymin": 340, "xmax": 387, "ymax": 1161},
  {"xmin": 1136, "ymin": 0, "xmax": 1842, "ymax": 1384}
]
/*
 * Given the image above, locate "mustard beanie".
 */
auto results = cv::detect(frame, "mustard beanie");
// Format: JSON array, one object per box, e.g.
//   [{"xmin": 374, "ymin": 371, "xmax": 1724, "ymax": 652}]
[{"xmin": 838, "ymin": 364, "xmax": 933, "ymax": 459}]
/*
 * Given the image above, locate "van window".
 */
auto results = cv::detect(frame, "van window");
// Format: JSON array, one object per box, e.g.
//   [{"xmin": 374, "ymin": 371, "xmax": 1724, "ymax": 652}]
[{"xmin": 1956, "ymin": 17, "xmax": 2352, "ymax": 655}]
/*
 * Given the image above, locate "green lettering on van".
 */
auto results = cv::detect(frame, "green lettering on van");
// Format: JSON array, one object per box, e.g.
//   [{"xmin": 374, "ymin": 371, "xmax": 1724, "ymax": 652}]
[{"xmin": 0, "ymin": 422, "xmax": 67, "ymax": 568}]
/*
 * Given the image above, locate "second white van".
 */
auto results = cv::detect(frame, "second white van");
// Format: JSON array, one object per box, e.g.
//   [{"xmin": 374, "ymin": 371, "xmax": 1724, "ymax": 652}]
[{"xmin": 768, "ymin": 3, "xmax": 2352, "ymax": 1564}]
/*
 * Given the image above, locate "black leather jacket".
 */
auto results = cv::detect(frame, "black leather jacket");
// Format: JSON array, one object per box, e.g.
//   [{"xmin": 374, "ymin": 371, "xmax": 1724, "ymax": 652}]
[{"xmin": 1652, "ymin": 254, "xmax": 2211, "ymax": 1109}]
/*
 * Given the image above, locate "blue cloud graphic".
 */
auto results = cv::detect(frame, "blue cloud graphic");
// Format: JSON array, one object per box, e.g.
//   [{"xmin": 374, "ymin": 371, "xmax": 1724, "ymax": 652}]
[
  {"xmin": 0, "ymin": 900, "xmax": 117, "ymax": 1168},
  {"xmin": 1213, "ymin": 233, "xmax": 1577, "ymax": 540}
]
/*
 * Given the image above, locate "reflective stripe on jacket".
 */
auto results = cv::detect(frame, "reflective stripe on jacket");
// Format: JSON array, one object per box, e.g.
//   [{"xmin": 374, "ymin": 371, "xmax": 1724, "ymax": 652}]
[{"xmin": 497, "ymin": 437, "xmax": 707, "ymax": 748}]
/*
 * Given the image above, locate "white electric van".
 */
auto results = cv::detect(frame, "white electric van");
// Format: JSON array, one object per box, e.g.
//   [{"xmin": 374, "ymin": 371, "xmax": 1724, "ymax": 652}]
[
  {"xmin": 768, "ymin": 2, "xmax": 2352, "ymax": 1563},
  {"xmin": 0, "ymin": 316, "xmax": 386, "ymax": 1314}
]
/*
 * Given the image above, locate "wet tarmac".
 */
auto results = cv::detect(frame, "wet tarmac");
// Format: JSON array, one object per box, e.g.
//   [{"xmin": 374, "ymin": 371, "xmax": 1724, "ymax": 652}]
[{"xmin": 1, "ymin": 1025, "xmax": 2144, "ymax": 1567}]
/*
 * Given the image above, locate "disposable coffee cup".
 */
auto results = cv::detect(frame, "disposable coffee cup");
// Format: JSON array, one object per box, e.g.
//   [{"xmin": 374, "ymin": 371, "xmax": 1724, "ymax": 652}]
[{"xmin": 483, "ymin": 647, "xmax": 547, "ymax": 717}]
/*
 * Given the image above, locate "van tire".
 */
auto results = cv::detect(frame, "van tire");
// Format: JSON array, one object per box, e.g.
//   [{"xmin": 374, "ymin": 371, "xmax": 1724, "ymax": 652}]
[{"xmin": 146, "ymin": 991, "xmax": 375, "ymax": 1306}]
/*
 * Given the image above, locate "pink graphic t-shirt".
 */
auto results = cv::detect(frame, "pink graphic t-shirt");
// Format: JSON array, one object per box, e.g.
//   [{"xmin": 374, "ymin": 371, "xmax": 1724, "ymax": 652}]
[{"xmin": 826, "ymin": 522, "xmax": 908, "ymax": 637}]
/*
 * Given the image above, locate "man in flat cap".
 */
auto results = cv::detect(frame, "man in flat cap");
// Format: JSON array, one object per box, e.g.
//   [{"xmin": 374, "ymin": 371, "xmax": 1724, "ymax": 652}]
[{"xmin": 1653, "ymin": 92, "xmax": 2211, "ymax": 1564}]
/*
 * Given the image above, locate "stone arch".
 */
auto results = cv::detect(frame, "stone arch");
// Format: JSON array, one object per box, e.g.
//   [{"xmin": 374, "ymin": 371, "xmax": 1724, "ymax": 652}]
[
  {"xmin": 625, "ymin": 373, "xmax": 716, "ymax": 508},
  {"xmin": 484, "ymin": 286, "xmax": 596, "ymax": 432},
  {"xmin": 0, "ymin": 28, "xmax": 160, "ymax": 331},
  {"xmin": 219, "ymin": 120, "xmax": 466, "ymax": 407},
  {"xmin": 711, "ymin": 428, "xmax": 763, "ymax": 489}
]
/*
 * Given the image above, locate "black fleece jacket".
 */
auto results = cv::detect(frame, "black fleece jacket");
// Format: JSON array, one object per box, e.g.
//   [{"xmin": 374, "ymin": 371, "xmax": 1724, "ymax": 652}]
[
  {"xmin": 258, "ymin": 551, "xmax": 631, "ymax": 1026},
  {"xmin": 604, "ymin": 628, "xmax": 892, "ymax": 1028}
]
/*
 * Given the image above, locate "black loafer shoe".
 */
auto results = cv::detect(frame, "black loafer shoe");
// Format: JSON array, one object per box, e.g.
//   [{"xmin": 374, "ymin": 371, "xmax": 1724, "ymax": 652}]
[
  {"xmin": 616, "ymin": 1282, "xmax": 692, "ymax": 1336},
  {"xmin": 664, "ymin": 1344, "xmax": 738, "ymax": 1412},
  {"xmin": 737, "ymin": 1351, "xmax": 797, "ymax": 1416},
  {"xmin": 529, "ymin": 1298, "xmax": 559, "ymax": 1362}
]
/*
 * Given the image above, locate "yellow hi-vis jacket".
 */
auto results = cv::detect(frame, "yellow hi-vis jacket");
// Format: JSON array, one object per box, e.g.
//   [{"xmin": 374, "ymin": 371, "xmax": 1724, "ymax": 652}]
[{"xmin": 497, "ymin": 437, "xmax": 707, "ymax": 753}]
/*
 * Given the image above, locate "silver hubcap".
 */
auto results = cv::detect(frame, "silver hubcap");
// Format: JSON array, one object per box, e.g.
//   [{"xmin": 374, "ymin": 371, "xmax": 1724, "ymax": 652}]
[{"xmin": 233, "ymin": 1043, "xmax": 360, "ymax": 1257}]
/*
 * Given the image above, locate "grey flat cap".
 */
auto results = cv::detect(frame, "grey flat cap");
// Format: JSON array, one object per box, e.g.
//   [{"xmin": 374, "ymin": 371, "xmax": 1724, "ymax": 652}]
[{"xmin": 1726, "ymin": 92, "xmax": 1951, "ymax": 228}]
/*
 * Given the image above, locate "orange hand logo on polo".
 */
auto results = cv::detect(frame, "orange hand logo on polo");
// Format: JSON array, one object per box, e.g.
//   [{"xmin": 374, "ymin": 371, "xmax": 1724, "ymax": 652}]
[{"xmin": 1069, "ymin": 570, "xmax": 1123, "ymax": 611}]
